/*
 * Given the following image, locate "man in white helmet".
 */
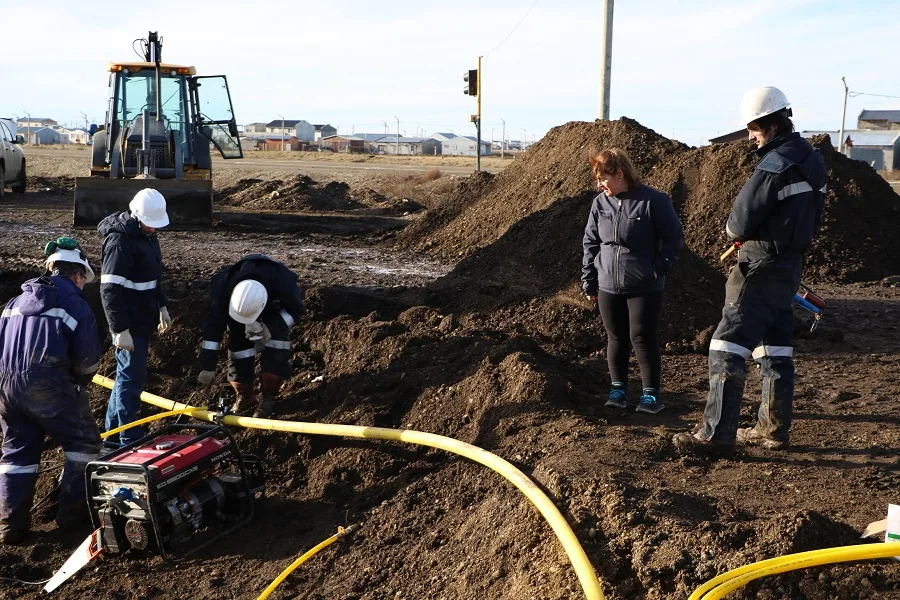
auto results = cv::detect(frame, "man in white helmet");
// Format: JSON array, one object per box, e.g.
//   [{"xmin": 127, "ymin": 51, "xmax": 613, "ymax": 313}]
[
  {"xmin": 674, "ymin": 86, "xmax": 826, "ymax": 456},
  {"xmin": 97, "ymin": 188, "xmax": 173, "ymax": 446},
  {"xmin": 197, "ymin": 254, "xmax": 305, "ymax": 418},
  {"xmin": 0, "ymin": 238, "xmax": 102, "ymax": 544}
]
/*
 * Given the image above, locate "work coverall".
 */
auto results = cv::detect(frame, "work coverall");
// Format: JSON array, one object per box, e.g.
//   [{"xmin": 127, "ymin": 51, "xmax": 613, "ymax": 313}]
[
  {"xmin": 0, "ymin": 275, "xmax": 102, "ymax": 537},
  {"xmin": 98, "ymin": 211, "xmax": 168, "ymax": 446},
  {"xmin": 200, "ymin": 255, "xmax": 305, "ymax": 413},
  {"xmin": 698, "ymin": 133, "xmax": 826, "ymax": 445}
]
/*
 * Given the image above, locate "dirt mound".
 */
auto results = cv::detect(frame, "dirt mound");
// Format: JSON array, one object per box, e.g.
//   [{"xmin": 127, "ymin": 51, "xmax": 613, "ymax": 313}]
[
  {"xmin": 650, "ymin": 134, "xmax": 900, "ymax": 283},
  {"xmin": 217, "ymin": 175, "xmax": 424, "ymax": 214},
  {"xmin": 398, "ymin": 118, "xmax": 688, "ymax": 260}
]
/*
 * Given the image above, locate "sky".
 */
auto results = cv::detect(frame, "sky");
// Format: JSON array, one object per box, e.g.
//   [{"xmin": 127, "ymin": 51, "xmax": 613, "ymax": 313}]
[{"xmin": 2, "ymin": 0, "xmax": 899, "ymax": 147}]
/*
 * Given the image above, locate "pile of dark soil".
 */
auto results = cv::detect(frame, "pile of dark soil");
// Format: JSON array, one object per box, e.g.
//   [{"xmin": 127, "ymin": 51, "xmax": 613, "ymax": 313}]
[{"xmin": 218, "ymin": 175, "xmax": 424, "ymax": 215}]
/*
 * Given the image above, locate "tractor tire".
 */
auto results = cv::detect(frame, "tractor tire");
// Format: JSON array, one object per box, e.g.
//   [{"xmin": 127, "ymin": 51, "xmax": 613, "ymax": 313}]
[
  {"xmin": 0, "ymin": 164, "xmax": 6, "ymax": 199},
  {"xmin": 91, "ymin": 130, "xmax": 108, "ymax": 168},
  {"xmin": 10, "ymin": 160, "xmax": 25, "ymax": 193}
]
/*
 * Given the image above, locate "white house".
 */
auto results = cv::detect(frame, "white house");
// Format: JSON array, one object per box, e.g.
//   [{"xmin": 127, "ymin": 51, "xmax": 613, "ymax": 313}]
[
  {"xmin": 58, "ymin": 127, "xmax": 91, "ymax": 144},
  {"xmin": 441, "ymin": 135, "xmax": 491, "ymax": 157}
]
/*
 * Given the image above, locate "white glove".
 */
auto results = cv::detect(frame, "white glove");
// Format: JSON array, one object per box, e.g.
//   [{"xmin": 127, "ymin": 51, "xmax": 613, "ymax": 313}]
[
  {"xmin": 197, "ymin": 370, "xmax": 216, "ymax": 386},
  {"xmin": 113, "ymin": 329, "xmax": 134, "ymax": 352},
  {"xmin": 245, "ymin": 321, "xmax": 271, "ymax": 345},
  {"xmin": 158, "ymin": 307, "xmax": 172, "ymax": 334}
]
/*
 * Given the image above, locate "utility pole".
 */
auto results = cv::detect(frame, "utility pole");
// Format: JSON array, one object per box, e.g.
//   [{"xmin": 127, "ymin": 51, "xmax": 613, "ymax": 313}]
[
  {"xmin": 839, "ymin": 76, "xmax": 849, "ymax": 154},
  {"xmin": 23, "ymin": 110, "xmax": 30, "ymax": 145},
  {"xmin": 394, "ymin": 116, "xmax": 400, "ymax": 155},
  {"xmin": 278, "ymin": 114, "xmax": 285, "ymax": 151},
  {"xmin": 500, "ymin": 117, "xmax": 506, "ymax": 158},
  {"xmin": 521, "ymin": 128, "xmax": 526, "ymax": 151},
  {"xmin": 598, "ymin": 0, "xmax": 615, "ymax": 120},
  {"xmin": 476, "ymin": 55, "xmax": 482, "ymax": 172}
]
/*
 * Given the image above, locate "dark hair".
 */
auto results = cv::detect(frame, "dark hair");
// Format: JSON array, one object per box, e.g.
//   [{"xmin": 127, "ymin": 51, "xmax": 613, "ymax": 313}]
[
  {"xmin": 588, "ymin": 148, "xmax": 642, "ymax": 188},
  {"xmin": 50, "ymin": 261, "xmax": 87, "ymax": 279},
  {"xmin": 751, "ymin": 109, "xmax": 794, "ymax": 137}
]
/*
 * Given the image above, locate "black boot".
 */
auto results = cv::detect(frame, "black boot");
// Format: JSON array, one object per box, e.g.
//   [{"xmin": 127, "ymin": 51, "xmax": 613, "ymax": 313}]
[{"xmin": 253, "ymin": 389, "xmax": 278, "ymax": 419}]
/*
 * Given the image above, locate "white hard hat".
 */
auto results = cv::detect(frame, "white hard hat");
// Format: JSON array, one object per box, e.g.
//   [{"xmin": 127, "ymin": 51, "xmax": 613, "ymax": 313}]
[
  {"xmin": 228, "ymin": 279, "xmax": 268, "ymax": 324},
  {"xmin": 740, "ymin": 86, "xmax": 791, "ymax": 127},
  {"xmin": 129, "ymin": 188, "xmax": 170, "ymax": 228},
  {"xmin": 46, "ymin": 247, "xmax": 95, "ymax": 283}
]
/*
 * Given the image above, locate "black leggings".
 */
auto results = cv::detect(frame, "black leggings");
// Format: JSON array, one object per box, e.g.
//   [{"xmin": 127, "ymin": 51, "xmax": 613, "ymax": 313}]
[{"xmin": 596, "ymin": 290, "xmax": 664, "ymax": 390}]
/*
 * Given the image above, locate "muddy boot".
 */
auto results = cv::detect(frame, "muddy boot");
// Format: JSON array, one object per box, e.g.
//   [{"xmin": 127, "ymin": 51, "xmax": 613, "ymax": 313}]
[
  {"xmin": 0, "ymin": 524, "xmax": 26, "ymax": 545},
  {"xmin": 253, "ymin": 389, "xmax": 278, "ymax": 419},
  {"xmin": 229, "ymin": 382, "xmax": 257, "ymax": 416}
]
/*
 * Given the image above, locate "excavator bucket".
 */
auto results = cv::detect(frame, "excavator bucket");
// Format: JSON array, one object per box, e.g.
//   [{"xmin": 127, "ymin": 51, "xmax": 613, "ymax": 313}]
[{"xmin": 73, "ymin": 177, "xmax": 213, "ymax": 229}]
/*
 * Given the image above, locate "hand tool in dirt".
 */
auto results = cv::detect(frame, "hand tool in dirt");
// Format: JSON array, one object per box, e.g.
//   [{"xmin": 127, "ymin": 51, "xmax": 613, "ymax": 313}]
[
  {"xmin": 720, "ymin": 242, "xmax": 742, "ymax": 261},
  {"xmin": 43, "ymin": 528, "xmax": 104, "ymax": 593},
  {"xmin": 73, "ymin": 31, "xmax": 243, "ymax": 229}
]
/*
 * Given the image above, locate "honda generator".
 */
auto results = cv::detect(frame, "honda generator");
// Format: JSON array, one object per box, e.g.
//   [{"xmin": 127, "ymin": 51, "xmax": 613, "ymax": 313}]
[{"xmin": 86, "ymin": 425, "xmax": 265, "ymax": 559}]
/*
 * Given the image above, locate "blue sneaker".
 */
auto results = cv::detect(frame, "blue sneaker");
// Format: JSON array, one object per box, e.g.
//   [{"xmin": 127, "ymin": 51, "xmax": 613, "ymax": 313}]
[
  {"xmin": 636, "ymin": 389, "xmax": 664, "ymax": 414},
  {"xmin": 604, "ymin": 383, "xmax": 628, "ymax": 409}
]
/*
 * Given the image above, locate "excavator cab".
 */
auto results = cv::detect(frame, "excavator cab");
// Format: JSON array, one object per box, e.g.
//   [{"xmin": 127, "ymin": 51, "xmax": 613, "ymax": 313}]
[{"xmin": 74, "ymin": 32, "xmax": 242, "ymax": 228}]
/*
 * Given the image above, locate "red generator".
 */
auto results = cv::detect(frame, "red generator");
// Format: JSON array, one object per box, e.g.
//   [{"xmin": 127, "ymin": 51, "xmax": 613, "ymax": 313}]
[{"xmin": 86, "ymin": 425, "xmax": 265, "ymax": 558}]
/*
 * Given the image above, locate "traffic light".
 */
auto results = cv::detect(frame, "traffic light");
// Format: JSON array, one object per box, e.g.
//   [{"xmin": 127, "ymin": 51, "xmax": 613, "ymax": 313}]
[{"xmin": 463, "ymin": 69, "xmax": 478, "ymax": 96}]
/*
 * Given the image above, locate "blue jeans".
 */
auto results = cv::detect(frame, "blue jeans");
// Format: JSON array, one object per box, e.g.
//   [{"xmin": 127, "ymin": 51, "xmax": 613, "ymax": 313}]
[{"xmin": 105, "ymin": 335, "xmax": 149, "ymax": 447}]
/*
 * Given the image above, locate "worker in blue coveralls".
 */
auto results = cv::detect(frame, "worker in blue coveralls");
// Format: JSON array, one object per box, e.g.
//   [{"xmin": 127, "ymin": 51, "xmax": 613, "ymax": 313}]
[
  {"xmin": 99, "ymin": 188, "xmax": 172, "ymax": 447},
  {"xmin": 197, "ymin": 255, "xmax": 305, "ymax": 419},
  {"xmin": 0, "ymin": 238, "xmax": 102, "ymax": 544},
  {"xmin": 673, "ymin": 87, "xmax": 826, "ymax": 456}
]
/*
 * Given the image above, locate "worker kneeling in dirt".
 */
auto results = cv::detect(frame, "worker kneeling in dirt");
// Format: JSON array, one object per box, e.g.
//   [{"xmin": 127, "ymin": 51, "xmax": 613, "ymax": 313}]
[
  {"xmin": 673, "ymin": 87, "xmax": 826, "ymax": 455},
  {"xmin": 197, "ymin": 254, "xmax": 305, "ymax": 418},
  {"xmin": 0, "ymin": 238, "xmax": 102, "ymax": 545},
  {"xmin": 99, "ymin": 189, "xmax": 173, "ymax": 447}
]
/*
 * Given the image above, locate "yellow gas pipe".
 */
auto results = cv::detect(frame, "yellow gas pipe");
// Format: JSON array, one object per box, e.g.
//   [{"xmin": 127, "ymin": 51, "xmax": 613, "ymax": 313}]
[{"xmin": 91, "ymin": 375, "xmax": 605, "ymax": 600}]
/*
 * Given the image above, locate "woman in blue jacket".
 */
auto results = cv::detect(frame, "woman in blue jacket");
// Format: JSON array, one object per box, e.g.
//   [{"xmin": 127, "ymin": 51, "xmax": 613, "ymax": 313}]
[{"xmin": 581, "ymin": 148, "xmax": 684, "ymax": 414}]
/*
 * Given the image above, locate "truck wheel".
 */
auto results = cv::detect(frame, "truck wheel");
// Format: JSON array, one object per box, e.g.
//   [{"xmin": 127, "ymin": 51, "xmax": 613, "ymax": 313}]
[
  {"xmin": 91, "ymin": 131, "xmax": 108, "ymax": 168},
  {"xmin": 11, "ymin": 160, "xmax": 25, "ymax": 193}
]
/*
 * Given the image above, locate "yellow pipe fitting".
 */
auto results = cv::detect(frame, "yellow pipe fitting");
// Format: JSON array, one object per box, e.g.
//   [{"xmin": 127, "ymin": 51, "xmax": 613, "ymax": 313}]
[
  {"xmin": 92, "ymin": 375, "xmax": 604, "ymax": 600},
  {"xmin": 100, "ymin": 408, "xmax": 198, "ymax": 440}
]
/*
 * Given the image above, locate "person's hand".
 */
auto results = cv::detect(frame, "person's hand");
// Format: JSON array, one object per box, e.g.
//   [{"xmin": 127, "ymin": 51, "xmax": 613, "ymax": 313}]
[
  {"xmin": 197, "ymin": 370, "xmax": 216, "ymax": 386},
  {"xmin": 158, "ymin": 307, "xmax": 172, "ymax": 334},
  {"xmin": 245, "ymin": 321, "xmax": 271, "ymax": 345},
  {"xmin": 583, "ymin": 292, "xmax": 597, "ymax": 304},
  {"xmin": 113, "ymin": 329, "xmax": 134, "ymax": 352}
]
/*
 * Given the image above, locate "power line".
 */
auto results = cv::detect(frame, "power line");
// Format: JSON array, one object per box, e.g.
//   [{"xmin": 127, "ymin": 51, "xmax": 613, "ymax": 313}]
[
  {"xmin": 485, "ymin": 0, "xmax": 540, "ymax": 58},
  {"xmin": 849, "ymin": 91, "xmax": 900, "ymax": 99}
]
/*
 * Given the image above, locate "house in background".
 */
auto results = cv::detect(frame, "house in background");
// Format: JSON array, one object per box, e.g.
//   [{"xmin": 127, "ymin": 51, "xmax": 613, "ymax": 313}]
[
  {"xmin": 17, "ymin": 117, "xmax": 57, "ymax": 130},
  {"xmin": 313, "ymin": 124, "xmax": 337, "ymax": 142},
  {"xmin": 266, "ymin": 119, "xmax": 301, "ymax": 135},
  {"xmin": 431, "ymin": 132, "xmax": 458, "ymax": 143},
  {"xmin": 243, "ymin": 122, "xmax": 268, "ymax": 134},
  {"xmin": 802, "ymin": 130, "xmax": 900, "ymax": 170},
  {"xmin": 319, "ymin": 135, "xmax": 366, "ymax": 153},
  {"xmin": 370, "ymin": 135, "xmax": 440, "ymax": 155},
  {"xmin": 857, "ymin": 110, "xmax": 900, "ymax": 130},
  {"xmin": 256, "ymin": 135, "xmax": 303, "ymax": 151},
  {"xmin": 30, "ymin": 127, "xmax": 61, "ymax": 145},
  {"xmin": 441, "ymin": 135, "xmax": 491, "ymax": 156}
]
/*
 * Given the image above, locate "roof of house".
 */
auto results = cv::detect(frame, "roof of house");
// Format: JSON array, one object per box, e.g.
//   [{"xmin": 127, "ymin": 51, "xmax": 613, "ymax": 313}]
[
  {"xmin": 259, "ymin": 135, "xmax": 300, "ymax": 141},
  {"xmin": 448, "ymin": 136, "xmax": 491, "ymax": 144},
  {"xmin": 801, "ymin": 129, "xmax": 900, "ymax": 147},
  {"xmin": 858, "ymin": 110, "xmax": 900, "ymax": 122},
  {"xmin": 313, "ymin": 124, "xmax": 335, "ymax": 130},
  {"xmin": 432, "ymin": 132, "xmax": 458, "ymax": 140},
  {"xmin": 321, "ymin": 135, "xmax": 364, "ymax": 141},
  {"xmin": 354, "ymin": 133, "xmax": 391, "ymax": 141},
  {"xmin": 265, "ymin": 119, "xmax": 302, "ymax": 128},
  {"xmin": 19, "ymin": 118, "xmax": 55, "ymax": 123},
  {"xmin": 708, "ymin": 129, "xmax": 747, "ymax": 144}
]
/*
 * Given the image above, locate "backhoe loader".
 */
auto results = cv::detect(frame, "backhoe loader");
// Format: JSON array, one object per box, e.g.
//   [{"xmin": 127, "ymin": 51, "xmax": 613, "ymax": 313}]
[{"xmin": 74, "ymin": 32, "xmax": 242, "ymax": 228}]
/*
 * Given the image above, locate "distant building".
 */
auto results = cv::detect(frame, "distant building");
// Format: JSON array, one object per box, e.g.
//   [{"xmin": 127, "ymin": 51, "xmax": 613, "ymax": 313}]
[
  {"xmin": 857, "ymin": 110, "xmax": 900, "ymax": 130},
  {"xmin": 265, "ymin": 119, "xmax": 301, "ymax": 135},
  {"xmin": 256, "ymin": 135, "xmax": 304, "ymax": 151},
  {"xmin": 31, "ymin": 127, "xmax": 61, "ymax": 145},
  {"xmin": 802, "ymin": 129, "xmax": 900, "ymax": 170},
  {"xmin": 243, "ymin": 122, "xmax": 268, "ymax": 134},
  {"xmin": 441, "ymin": 135, "xmax": 491, "ymax": 156},
  {"xmin": 17, "ymin": 117, "xmax": 57, "ymax": 130},
  {"xmin": 319, "ymin": 135, "xmax": 366, "ymax": 153},
  {"xmin": 313, "ymin": 124, "xmax": 337, "ymax": 142},
  {"xmin": 708, "ymin": 129, "xmax": 747, "ymax": 144},
  {"xmin": 371, "ymin": 135, "xmax": 440, "ymax": 155},
  {"xmin": 58, "ymin": 128, "xmax": 91, "ymax": 144},
  {"xmin": 431, "ymin": 132, "xmax": 458, "ymax": 143}
]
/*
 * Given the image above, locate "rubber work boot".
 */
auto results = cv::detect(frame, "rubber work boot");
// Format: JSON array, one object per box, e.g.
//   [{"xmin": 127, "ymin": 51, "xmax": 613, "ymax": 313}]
[
  {"xmin": 737, "ymin": 427, "xmax": 787, "ymax": 450},
  {"xmin": 604, "ymin": 382, "xmax": 628, "ymax": 409},
  {"xmin": 0, "ymin": 523, "xmax": 26, "ymax": 545},
  {"xmin": 671, "ymin": 431, "xmax": 734, "ymax": 458},
  {"xmin": 253, "ymin": 389, "xmax": 278, "ymax": 419},
  {"xmin": 229, "ymin": 382, "xmax": 258, "ymax": 416}
]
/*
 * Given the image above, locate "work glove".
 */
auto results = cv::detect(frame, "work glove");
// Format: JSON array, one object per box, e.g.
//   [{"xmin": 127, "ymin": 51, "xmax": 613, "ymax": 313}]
[
  {"xmin": 197, "ymin": 370, "xmax": 216, "ymax": 387},
  {"xmin": 158, "ymin": 307, "xmax": 172, "ymax": 334},
  {"xmin": 245, "ymin": 321, "xmax": 272, "ymax": 345},
  {"xmin": 113, "ymin": 329, "xmax": 134, "ymax": 352}
]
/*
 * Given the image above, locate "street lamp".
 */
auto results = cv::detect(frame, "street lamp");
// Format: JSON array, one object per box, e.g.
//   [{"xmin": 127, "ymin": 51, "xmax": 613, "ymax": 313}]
[
  {"xmin": 382, "ymin": 120, "xmax": 388, "ymax": 134},
  {"xmin": 521, "ymin": 128, "xmax": 526, "ymax": 150},
  {"xmin": 278, "ymin": 114, "xmax": 285, "ymax": 151},
  {"xmin": 500, "ymin": 117, "xmax": 506, "ymax": 158},
  {"xmin": 394, "ymin": 115, "xmax": 400, "ymax": 155},
  {"xmin": 839, "ymin": 77, "xmax": 849, "ymax": 154},
  {"xmin": 23, "ymin": 111, "xmax": 30, "ymax": 144}
]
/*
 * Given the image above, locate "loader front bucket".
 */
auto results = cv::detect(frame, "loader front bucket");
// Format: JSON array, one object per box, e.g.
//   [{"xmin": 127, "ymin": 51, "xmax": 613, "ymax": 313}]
[{"xmin": 73, "ymin": 177, "xmax": 213, "ymax": 229}]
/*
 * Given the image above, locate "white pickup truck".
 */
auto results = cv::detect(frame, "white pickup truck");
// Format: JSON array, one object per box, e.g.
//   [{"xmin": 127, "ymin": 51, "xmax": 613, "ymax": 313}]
[{"xmin": 0, "ymin": 118, "xmax": 26, "ymax": 197}]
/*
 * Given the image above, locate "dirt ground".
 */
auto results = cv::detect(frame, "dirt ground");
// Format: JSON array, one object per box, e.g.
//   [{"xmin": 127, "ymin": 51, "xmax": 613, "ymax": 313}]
[{"xmin": 1, "ymin": 123, "xmax": 900, "ymax": 600}]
